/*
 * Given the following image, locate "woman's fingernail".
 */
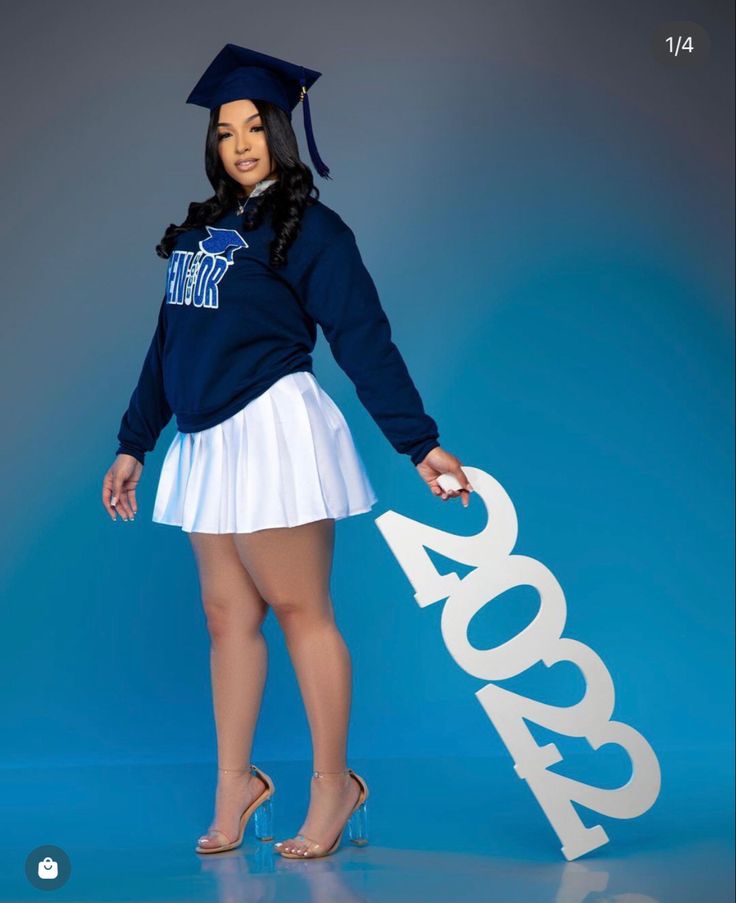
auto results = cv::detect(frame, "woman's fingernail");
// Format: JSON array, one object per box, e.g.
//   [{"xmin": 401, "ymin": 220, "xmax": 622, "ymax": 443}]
[{"xmin": 111, "ymin": 496, "xmax": 117, "ymax": 505}]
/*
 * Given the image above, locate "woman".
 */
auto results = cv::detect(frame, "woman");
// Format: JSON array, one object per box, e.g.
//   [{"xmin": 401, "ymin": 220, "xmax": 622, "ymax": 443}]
[{"xmin": 101, "ymin": 44, "xmax": 473, "ymax": 859}]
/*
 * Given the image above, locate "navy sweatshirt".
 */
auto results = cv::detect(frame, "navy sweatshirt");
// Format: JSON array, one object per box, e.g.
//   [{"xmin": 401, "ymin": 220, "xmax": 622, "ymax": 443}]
[{"xmin": 116, "ymin": 179, "xmax": 440, "ymax": 467}]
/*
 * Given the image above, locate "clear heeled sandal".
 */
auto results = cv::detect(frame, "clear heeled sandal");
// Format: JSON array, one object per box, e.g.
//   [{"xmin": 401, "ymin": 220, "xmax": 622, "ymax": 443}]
[
  {"xmin": 195, "ymin": 763, "xmax": 275, "ymax": 854},
  {"xmin": 274, "ymin": 768, "xmax": 369, "ymax": 859}
]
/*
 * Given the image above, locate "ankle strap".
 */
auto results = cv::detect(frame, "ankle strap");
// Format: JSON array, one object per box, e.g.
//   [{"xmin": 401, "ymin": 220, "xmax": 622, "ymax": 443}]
[
  {"xmin": 312, "ymin": 768, "xmax": 350, "ymax": 777},
  {"xmin": 218, "ymin": 764, "xmax": 256, "ymax": 774}
]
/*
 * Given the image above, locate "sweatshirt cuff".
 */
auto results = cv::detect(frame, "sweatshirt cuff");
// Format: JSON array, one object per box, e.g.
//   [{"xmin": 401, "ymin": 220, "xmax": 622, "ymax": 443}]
[
  {"xmin": 116, "ymin": 445, "xmax": 146, "ymax": 466},
  {"xmin": 409, "ymin": 438, "xmax": 441, "ymax": 467}
]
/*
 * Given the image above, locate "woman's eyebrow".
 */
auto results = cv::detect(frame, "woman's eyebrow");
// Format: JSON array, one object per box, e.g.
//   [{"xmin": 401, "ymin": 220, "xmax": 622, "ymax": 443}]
[{"xmin": 217, "ymin": 113, "xmax": 262, "ymax": 127}]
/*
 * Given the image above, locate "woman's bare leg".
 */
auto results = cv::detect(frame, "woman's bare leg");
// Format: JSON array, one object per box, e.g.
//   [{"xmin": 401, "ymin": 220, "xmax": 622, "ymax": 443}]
[
  {"xmin": 189, "ymin": 531, "xmax": 270, "ymax": 848},
  {"xmin": 233, "ymin": 518, "xmax": 361, "ymax": 856}
]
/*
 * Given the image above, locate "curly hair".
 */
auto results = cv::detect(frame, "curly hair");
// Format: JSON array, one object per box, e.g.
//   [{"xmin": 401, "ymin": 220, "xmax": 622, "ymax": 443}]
[{"xmin": 156, "ymin": 99, "xmax": 324, "ymax": 268}]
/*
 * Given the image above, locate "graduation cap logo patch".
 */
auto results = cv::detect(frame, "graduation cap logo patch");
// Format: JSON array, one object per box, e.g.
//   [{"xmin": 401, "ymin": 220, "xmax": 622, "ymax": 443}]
[{"xmin": 165, "ymin": 227, "xmax": 248, "ymax": 310}]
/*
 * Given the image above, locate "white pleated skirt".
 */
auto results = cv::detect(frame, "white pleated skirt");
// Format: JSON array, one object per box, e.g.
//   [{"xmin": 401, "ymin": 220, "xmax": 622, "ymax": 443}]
[{"xmin": 152, "ymin": 371, "xmax": 379, "ymax": 533}]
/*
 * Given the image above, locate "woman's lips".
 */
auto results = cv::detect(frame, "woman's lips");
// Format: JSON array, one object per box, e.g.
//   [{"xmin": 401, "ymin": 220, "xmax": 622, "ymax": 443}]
[{"xmin": 235, "ymin": 159, "xmax": 258, "ymax": 171}]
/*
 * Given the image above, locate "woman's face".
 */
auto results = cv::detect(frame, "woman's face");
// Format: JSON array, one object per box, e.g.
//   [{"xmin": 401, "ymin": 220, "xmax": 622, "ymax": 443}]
[{"xmin": 217, "ymin": 98, "xmax": 278, "ymax": 195}]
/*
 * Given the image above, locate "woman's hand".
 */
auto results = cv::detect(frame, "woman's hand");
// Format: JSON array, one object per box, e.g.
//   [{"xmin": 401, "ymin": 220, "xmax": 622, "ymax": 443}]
[
  {"xmin": 415, "ymin": 446, "xmax": 474, "ymax": 508},
  {"xmin": 102, "ymin": 454, "xmax": 143, "ymax": 522}
]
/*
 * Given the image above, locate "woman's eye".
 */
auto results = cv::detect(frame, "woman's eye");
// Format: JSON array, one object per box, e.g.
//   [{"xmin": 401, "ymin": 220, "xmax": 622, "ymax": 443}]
[{"xmin": 217, "ymin": 126, "xmax": 261, "ymax": 141}]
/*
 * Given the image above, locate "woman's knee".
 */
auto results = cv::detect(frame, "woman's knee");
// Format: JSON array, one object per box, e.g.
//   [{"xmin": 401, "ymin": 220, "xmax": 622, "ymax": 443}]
[
  {"xmin": 266, "ymin": 591, "xmax": 301, "ymax": 620},
  {"xmin": 203, "ymin": 592, "xmax": 268, "ymax": 638},
  {"xmin": 266, "ymin": 590, "xmax": 334, "ymax": 626}
]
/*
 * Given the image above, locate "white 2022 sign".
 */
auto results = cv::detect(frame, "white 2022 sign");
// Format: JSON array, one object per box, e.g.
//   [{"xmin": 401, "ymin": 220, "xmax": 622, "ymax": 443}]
[{"xmin": 374, "ymin": 466, "xmax": 661, "ymax": 861}]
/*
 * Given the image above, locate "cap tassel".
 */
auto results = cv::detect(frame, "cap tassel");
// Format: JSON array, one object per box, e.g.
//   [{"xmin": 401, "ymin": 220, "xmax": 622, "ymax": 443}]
[{"xmin": 299, "ymin": 81, "xmax": 331, "ymax": 179}]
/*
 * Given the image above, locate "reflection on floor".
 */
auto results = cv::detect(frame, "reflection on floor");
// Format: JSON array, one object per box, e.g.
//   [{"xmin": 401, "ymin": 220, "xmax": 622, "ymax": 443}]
[{"xmin": 1, "ymin": 751, "xmax": 733, "ymax": 902}]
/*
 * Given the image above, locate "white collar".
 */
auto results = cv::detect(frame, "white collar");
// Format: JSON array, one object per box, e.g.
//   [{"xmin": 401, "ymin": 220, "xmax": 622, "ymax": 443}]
[{"xmin": 249, "ymin": 178, "xmax": 278, "ymax": 198}]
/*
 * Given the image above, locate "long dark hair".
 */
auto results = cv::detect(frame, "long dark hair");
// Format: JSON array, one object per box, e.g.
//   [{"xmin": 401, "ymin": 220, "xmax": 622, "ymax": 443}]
[{"xmin": 156, "ymin": 99, "xmax": 321, "ymax": 268}]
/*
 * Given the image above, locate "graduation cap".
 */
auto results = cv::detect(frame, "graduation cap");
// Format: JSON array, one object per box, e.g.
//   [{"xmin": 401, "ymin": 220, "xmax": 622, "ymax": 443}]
[{"xmin": 186, "ymin": 43, "xmax": 331, "ymax": 179}]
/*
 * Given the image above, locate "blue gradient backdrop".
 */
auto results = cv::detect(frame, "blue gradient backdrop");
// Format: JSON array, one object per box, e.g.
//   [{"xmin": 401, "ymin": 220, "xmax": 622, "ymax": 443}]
[{"xmin": 0, "ymin": 0, "xmax": 732, "ymax": 797}]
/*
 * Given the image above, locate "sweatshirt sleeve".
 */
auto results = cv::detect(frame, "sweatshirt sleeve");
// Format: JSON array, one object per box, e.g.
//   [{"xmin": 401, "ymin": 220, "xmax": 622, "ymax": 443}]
[
  {"xmin": 299, "ymin": 226, "xmax": 440, "ymax": 466},
  {"xmin": 115, "ymin": 295, "xmax": 173, "ymax": 466}
]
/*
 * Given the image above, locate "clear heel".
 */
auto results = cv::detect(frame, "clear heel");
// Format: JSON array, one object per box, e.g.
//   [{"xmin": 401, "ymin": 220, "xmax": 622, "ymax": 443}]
[
  {"xmin": 195, "ymin": 763, "xmax": 275, "ymax": 854},
  {"xmin": 347, "ymin": 799, "xmax": 368, "ymax": 845},
  {"xmin": 275, "ymin": 768, "xmax": 369, "ymax": 859},
  {"xmin": 253, "ymin": 795, "xmax": 274, "ymax": 841}
]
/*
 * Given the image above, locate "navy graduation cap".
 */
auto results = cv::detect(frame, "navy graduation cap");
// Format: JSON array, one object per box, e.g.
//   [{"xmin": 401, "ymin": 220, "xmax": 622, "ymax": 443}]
[{"xmin": 186, "ymin": 43, "xmax": 331, "ymax": 179}]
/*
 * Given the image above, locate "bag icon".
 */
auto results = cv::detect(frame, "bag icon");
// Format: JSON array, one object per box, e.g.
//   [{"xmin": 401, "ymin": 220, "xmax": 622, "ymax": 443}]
[{"xmin": 37, "ymin": 856, "xmax": 58, "ymax": 879}]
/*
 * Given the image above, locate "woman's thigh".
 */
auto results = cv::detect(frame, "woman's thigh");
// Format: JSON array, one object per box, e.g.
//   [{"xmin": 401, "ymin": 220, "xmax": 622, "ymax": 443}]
[
  {"xmin": 232, "ymin": 518, "xmax": 335, "ymax": 620},
  {"xmin": 188, "ymin": 532, "xmax": 268, "ymax": 631}
]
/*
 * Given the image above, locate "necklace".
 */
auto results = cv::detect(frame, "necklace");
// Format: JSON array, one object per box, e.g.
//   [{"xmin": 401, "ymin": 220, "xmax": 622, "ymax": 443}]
[{"xmin": 236, "ymin": 179, "xmax": 277, "ymax": 215}]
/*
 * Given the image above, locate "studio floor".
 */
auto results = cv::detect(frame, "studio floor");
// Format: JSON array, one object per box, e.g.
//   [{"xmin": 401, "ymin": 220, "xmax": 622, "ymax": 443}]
[{"xmin": 1, "ymin": 751, "xmax": 732, "ymax": 903}]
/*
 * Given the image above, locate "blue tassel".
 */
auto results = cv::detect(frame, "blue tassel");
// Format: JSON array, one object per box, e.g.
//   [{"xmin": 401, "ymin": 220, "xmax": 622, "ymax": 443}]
[{"xmin": 299, "ymin": 72, "xmax": 331, "ymax": 179}]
